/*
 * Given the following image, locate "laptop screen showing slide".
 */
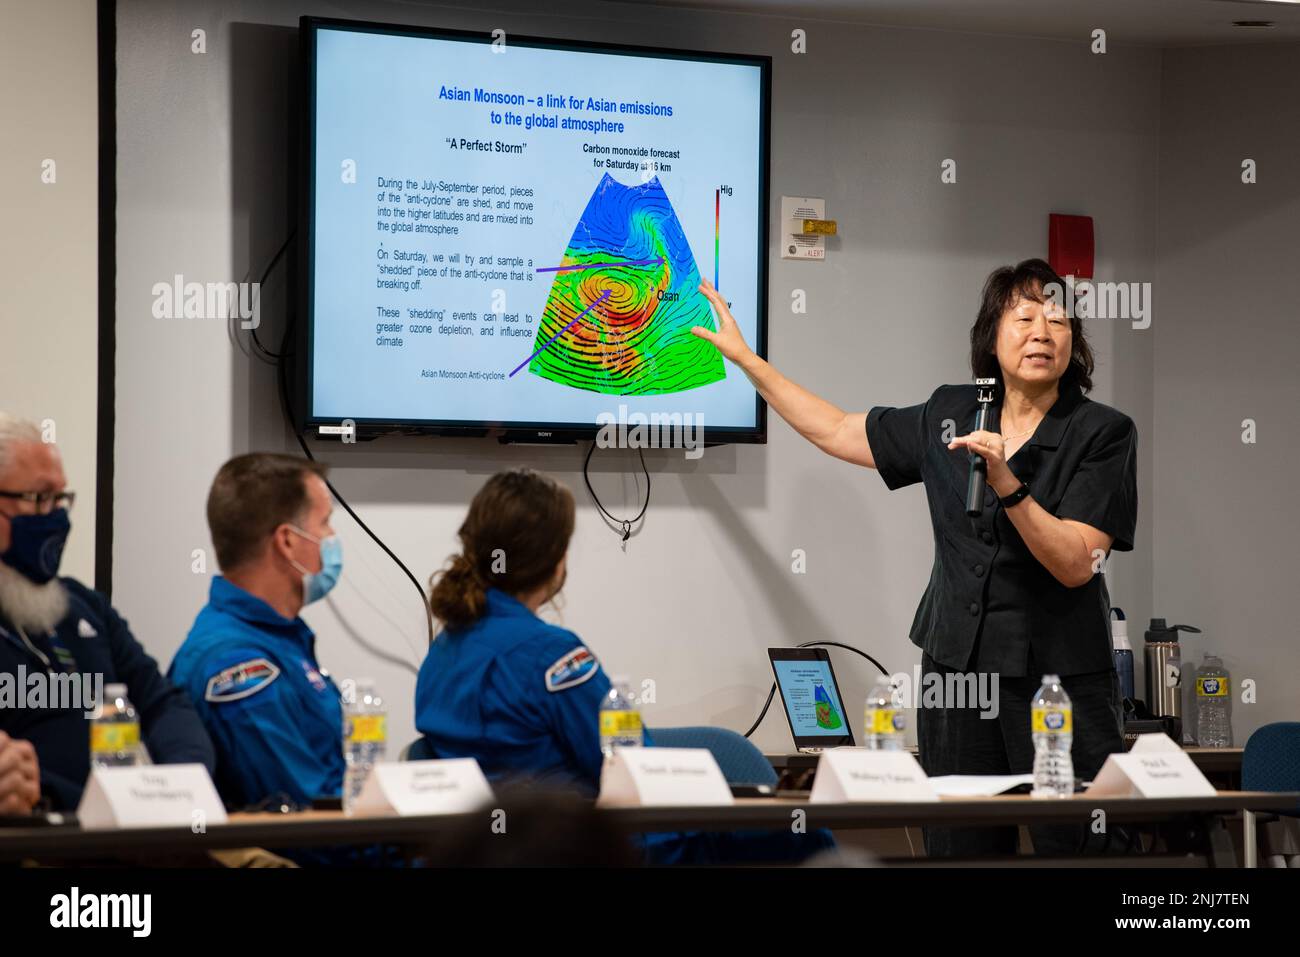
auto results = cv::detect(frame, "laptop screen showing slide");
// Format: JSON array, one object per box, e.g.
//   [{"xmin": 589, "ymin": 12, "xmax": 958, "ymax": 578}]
[{"xmin": 768, "ymin": 648, "xmax": 855, "ymax": 751}]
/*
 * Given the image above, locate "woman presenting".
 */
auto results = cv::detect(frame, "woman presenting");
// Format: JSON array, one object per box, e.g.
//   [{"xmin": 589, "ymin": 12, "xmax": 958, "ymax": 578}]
[{"xmin": 693, "ymin": 258, "xmax": 1137, "ymax": 858}]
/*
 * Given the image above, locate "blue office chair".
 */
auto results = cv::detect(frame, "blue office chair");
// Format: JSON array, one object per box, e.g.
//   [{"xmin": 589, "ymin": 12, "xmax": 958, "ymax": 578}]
[
  {"xmin": 646, "ymin": 726, "xmax": 778, "ymax": 787},
  {"xmin": 399, "ymin": 736, "xmax": 438, "ymax": 761},
  {"xmin": 1242, "ymin": 722, "xmax": 1300, "ymax": 867},
  {"xmin": 641, "ymin": 727, "xmax": 839, "ymax": 864},
  {"xmin": 1242, "ymin": 722, "xmax": 1300, "ymax": 814}
]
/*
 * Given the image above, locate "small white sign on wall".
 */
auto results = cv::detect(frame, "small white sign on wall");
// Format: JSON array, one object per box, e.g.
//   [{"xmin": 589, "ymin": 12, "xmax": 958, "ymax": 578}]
[{"xmin": 781, "ymin": 196, "xmax": 826, "ymax": 259}]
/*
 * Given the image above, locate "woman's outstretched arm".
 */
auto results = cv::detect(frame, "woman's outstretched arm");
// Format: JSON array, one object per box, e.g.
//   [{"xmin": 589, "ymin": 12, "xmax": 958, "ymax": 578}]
[{"xmin": 692, "ymin": 278, "xmax": 874, "ymax": 468}]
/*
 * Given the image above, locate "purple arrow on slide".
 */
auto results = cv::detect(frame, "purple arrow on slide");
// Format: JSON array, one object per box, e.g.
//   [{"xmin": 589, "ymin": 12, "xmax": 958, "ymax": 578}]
[{"xmin": 535, "ymin": 257, "xmax": 664, "ymax": 273}]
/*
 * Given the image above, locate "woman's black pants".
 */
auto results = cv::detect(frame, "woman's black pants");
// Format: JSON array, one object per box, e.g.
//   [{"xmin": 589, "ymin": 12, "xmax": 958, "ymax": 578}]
[{"xmin": 916, "ymin": 650, "xmax": 1125, "ymax": 858}]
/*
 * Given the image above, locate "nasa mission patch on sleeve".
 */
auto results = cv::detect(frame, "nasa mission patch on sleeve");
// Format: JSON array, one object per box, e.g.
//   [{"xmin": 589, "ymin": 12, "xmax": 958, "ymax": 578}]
[
  {"xmin": 205, "ymin": 658, "xmax": 281, "ymax": 703},
  {"xmin": 545, "ymin": 646, "xmax": 598, "ymax": 693}
]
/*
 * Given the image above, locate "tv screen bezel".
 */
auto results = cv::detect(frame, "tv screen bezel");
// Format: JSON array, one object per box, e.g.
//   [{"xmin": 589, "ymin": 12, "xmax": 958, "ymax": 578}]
[{"xmin": 296, "ymin": 15, "xmax": 771, "ymax": 444}]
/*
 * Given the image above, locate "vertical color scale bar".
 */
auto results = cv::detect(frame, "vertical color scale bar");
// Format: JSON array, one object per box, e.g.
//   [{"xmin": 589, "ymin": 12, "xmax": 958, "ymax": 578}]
[{"xmin": 713, "ymin": 189, "xmax": 720, "ymax": 289}]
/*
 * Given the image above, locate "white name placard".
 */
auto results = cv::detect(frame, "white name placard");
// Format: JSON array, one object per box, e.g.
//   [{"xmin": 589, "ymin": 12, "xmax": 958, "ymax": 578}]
[
  {"xmin": 596, "ymin": 747, "xmax": 734, "ymax": 807},
  {"xmin": 810, "ymin": 748, "xmax": 938, "ymax": 803},
  {"xmin": 352, "ymin": 760, "xmax": 494, "ymax": 817},
  {"xmin": 77, "ymin": 764, "xmax": 228, "ymax": 830},
  {"xmin": 1085, "ymin": 733, "xmax": 1216, "ymax": 798}
]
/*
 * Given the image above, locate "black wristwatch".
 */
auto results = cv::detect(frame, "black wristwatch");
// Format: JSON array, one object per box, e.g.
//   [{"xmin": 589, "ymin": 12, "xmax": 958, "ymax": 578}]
[{"xmin": 999, "ymin": 482, "xmax": 1032, "ymax": 508}]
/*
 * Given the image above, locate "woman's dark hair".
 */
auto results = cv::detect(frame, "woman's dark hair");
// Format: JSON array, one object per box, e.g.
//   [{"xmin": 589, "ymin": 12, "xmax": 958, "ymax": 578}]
[
  {"xmin": 969, "ymin": 258, "xmax": 1094, "ymax": 393},
  {"xmin": 428, "ymin": 468, "xmax": 576, "ymax": 632}
]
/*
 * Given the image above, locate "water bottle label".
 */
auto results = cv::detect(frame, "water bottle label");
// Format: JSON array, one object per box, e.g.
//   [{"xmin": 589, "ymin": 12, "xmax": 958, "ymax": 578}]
[
  {"xmin": 599, "ymin": 710, "xmax": 643, "ymax": 737},
  {"xmin": 1031, "ymin": 707, "xmax": 1072, "ymax": 734},
  {"xmin": 91, "ymin": 722, "xmax": 140, "ymax": 754},
  {"xmin": 866, "ymin": 709, "xmax": 904, "ymax": 735},
  {"xmin": 1196, "ymin": 677, "xmax": 1229, "ymax": 697},
  {"xmin": 346, "ymin": 714, "xmax": 387, "ymax": 744}
]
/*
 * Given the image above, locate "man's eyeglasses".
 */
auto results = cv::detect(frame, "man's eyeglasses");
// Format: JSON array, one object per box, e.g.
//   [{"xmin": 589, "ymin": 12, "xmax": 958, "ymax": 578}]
[{"xmin": 0, "ymin": 490, "xmax": 76, "ymax": 514}]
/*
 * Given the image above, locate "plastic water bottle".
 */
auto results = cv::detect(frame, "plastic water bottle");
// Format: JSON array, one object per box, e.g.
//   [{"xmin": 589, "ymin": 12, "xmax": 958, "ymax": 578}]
[
  {"xmin": 342, "ymin": 679, "xmax": 387, "ymax": 815},
  {"xmin": 91, "ymin": 683, "xmax": 142, "ymax": 768},
  {"xmin": 599, "ymin": 676, "xmax": 643, "ymax": 756},
  {"xmin": 1031, "ymin": 674, "xmax": 1074, "ymax": 798},
  {"xmin": 864, "ymin": 675, "xmax": 905, "ymax": 750},
  {"xmin": 1194, "ymin": 654, "xmax": 1233, "ymax": 748}
]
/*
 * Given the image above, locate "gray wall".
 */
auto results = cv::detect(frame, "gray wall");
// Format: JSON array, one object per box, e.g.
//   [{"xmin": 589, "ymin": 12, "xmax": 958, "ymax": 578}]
[
  {"xmin": 1155, "ymin": 45, "xmax": 1300, "ymax": 745},
  {"xmin": 113, "ymin": 0, "xmax": 1162, "ymax": 752}
]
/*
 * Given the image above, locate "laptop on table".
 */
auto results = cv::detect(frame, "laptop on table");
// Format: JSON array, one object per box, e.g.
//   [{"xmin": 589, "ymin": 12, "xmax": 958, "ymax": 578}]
[{"xmin": 767, "ymin": 647, "xmax": 855, "ymax": 753}]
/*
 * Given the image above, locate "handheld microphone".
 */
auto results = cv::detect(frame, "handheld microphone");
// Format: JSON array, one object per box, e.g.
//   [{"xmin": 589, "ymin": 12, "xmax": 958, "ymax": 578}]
[{"xmin": 965, "ymin": 378, "xmax": 998, "ymax": 517}]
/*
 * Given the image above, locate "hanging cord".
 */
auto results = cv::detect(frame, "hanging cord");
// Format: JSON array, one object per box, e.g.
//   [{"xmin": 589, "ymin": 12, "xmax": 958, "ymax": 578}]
[
  {"xmin": 251, "ymin": 229, "xmax": 296, "ymax": 360},
  {"xmin": 271, "ymin": 274, "xmax": 435, "ymax": 646},
  {"xmin": 230, "ymin": 229, "xmax": 297, "ymax": 364},
  {"xmin": 583, "ymin": 441, "xmax": 650, "ymax": 542},
  {"xmin": 742, "ymin": 640, "xmax": 891, "ymax": 738}
]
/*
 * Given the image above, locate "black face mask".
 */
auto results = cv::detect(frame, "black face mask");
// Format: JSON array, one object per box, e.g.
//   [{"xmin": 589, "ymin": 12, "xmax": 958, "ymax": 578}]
[{"xmin": 1, "ymin": 508, "xmax": 70, "ymax": 584}]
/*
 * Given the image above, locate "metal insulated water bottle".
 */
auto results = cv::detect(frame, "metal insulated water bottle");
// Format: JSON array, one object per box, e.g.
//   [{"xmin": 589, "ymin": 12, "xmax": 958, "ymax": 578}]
[{"xmin": 1142, "ymin": 619, "xmax": 1201, "ymax": 742}]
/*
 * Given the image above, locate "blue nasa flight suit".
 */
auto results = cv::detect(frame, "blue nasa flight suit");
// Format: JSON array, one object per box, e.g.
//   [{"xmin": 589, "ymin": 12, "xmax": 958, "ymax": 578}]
[
  {"xmin": 415, "ymin": 587, "xmax": 624, "ymax": 795},
  {"xmin": 416, "ymin": 588, "xmax": 835, "ymax": 865},
  {"xmin": 0, "ymin": 578, "xmax": 215, "ymax": 810},
  {"xmin": 169, "ymin": 576, "xmax": 344, "ymax": 809}
]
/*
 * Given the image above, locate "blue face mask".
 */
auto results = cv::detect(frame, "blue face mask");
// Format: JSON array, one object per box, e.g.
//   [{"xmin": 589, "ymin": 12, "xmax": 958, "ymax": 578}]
[
  {"xmin": 288, "ymin": 526, "xmax": 342, "ymax": 605},
  {"xmin": 1, "ymin": 508, "xmax": 70, "ymax": 585}
]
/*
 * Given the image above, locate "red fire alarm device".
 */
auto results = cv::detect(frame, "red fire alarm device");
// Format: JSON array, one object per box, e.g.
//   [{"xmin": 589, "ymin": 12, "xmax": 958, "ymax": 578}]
[{"xmin": 1048, "ymin": 213, "xmax": 1094, "ymax": 279}]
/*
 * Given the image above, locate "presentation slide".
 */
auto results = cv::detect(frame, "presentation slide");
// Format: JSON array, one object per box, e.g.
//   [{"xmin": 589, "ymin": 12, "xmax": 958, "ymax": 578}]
[
  {"xmin": 308, "ymin": 25, "xmax": 766, "ymax": 434},
  {"xmin": 773, "ymin": 660, "xmax": 847, "ymax": 737}
]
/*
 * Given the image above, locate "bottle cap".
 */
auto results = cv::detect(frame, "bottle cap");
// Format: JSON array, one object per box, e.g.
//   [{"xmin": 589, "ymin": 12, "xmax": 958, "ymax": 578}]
[
  {"xmin": 1145, "ymin": 618, "xmax": 1201, "ymax": 642},
  {"xmin": 1041, "ymin": 673, "xmax": 1061, "ymax": 686},
  {"xmin": 1145, "ymin": 617, "xmax": 1169, "ymax": 641},
  {"xmin": 104, "ymin": 683, "xmax": 128, "ymax": 699}
]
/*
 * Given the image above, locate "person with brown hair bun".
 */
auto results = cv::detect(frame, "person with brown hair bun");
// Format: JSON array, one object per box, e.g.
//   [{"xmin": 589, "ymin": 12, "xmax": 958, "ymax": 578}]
[
  {"xmin": 416, "ymin": 469, "xmax": 837, "ymax": 865},
  {"xmin": 415, "ymin": 468, "xmax": 613, "ymax": 794}
]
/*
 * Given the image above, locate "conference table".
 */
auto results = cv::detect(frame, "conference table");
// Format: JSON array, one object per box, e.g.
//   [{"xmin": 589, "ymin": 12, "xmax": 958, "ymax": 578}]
[
  {"xmin": 762, "ymin": 747, "xmax": 1270, "ymax": 864},
  {"xmin": 1, "ymin": 790, "xmax": 1294, "ymax": 867}
]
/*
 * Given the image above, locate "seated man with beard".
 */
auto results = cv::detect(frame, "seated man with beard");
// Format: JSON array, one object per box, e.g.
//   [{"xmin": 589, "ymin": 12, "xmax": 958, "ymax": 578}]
[{"xmin": 0, "ymin": 413, "xmax": 214, "ymax": 809}]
